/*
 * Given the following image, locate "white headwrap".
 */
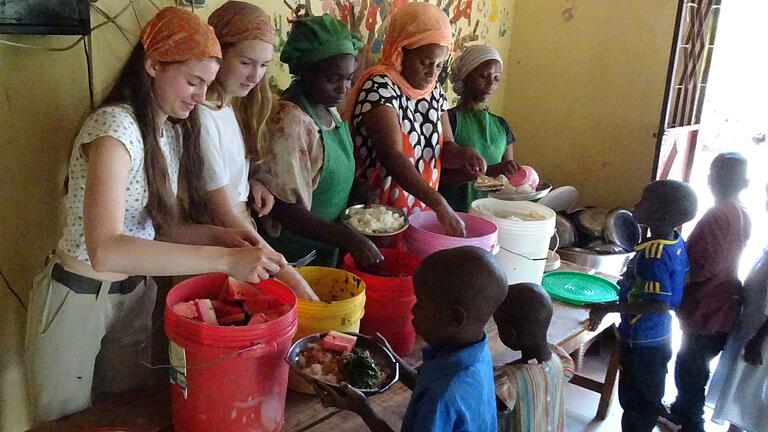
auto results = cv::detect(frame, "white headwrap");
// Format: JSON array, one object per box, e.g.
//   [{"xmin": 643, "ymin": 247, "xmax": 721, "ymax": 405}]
[{"xmin": 449, "ymin": 44, "xmax": 503, "ymax": 96}]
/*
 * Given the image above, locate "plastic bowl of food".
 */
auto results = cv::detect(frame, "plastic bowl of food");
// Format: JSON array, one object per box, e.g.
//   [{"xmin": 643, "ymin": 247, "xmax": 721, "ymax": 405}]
[{"xmin": 285, "ymin": 332, "xmax": 400, "ymax": 396}]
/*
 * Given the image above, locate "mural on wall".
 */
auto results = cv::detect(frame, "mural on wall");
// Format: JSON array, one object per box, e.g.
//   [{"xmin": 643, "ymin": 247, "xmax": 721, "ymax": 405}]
[{"xmin": 267, "ymin": 0, "xmax": 513, "ymax": 101}]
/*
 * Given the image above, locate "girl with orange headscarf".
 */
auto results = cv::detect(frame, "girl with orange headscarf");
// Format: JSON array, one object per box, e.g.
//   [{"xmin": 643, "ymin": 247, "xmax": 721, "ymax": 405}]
[
  {"xmin": 346, "ymin": 2, "xmax": 487, "ymax": 237},
  {"xmin": 199, "ymin": 1, "xmax": 317, "ymax": 300},
  {"xmin": 25, "ymin": 7, "xmax": 287, "ymax": 423}
]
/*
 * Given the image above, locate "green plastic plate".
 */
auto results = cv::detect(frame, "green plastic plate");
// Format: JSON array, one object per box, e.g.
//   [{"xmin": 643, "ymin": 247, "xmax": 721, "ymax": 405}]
[{"xmin": 541, "ymin": 271, "xmax": 619, "ymax": 305}]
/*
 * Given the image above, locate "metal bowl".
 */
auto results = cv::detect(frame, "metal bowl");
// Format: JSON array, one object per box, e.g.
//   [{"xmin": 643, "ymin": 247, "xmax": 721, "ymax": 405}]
[
  {"xmin": 285, "ymin": 332, "xmax": 400, "ymax": 396},
  {"xmin": 341, "ymin": 204, "xmax": 409, "ymax": 237},
  {"xmin": 604, "ymin": 208, "xmax": 641, "ymax": 251},
  {"xmin": 490, "ymin": 181, "xmax": 553, "ymax": 201}
]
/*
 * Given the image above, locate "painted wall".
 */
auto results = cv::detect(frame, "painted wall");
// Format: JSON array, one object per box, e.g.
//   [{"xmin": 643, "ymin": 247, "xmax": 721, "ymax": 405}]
[
  {"xmin": 503, "ymin": 0, "xmax": 679, "ymax": 209},
  {"xmin": 0, "ymin": 0, "xmax": 514, "ymax": 430}
]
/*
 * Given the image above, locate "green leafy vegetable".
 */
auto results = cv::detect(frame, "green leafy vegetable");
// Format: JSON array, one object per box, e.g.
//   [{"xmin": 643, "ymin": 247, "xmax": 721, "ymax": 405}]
[{"xmin": 341, "ymin": 348, "xmax": 382, "ymax": 389}]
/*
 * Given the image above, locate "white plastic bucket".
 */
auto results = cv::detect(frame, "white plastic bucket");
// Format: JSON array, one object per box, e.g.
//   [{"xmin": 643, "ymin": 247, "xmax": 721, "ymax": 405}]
[{"xmin": 470, "ymin": 199, "xmax": 556, "ymax": 284}]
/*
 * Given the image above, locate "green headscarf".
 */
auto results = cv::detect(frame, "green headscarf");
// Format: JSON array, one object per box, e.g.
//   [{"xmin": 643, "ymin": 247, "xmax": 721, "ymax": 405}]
[{"xmin": 280, "ymin": 15, "xmax": 363, "ymax": 75}]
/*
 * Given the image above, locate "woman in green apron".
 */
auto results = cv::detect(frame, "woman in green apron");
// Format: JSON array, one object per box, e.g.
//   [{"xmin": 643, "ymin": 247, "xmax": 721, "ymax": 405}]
[
  {"xmin": 439, "ymin": 45, "xmax": 520, "ymax": 213},
  {"xmin": 254, "ymin": 15, "xmax": 383, "ymax": 269}
]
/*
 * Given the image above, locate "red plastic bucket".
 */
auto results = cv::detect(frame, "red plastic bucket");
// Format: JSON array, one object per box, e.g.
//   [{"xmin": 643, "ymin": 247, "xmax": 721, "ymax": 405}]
[
  {"xmin": 404, "ymin": 211, "xmax": 499, "ymax": 258},
  {"xmin": 164, "ymin": 273, "xmax": 297, "ymax": 432},
  {"xmin": 342, "ymin": 249, "xmax": 421, "ymax": 356}
]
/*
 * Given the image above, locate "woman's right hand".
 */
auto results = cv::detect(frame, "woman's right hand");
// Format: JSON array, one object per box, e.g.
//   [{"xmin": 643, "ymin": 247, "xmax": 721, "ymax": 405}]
[
  {"xmin": 487, "ymin": 160, "xmax": 520, "ymax": 178},
  {"xmin": 225, "ymin": 246, "xmax": 287, "ymax": 282},
  {"xmin": 435, "ymin": 203, "xmax": 466, "ymax": 237},
  {"xmin": 345, "ymin": 231, "xmax": 384, "ymax": 271}
]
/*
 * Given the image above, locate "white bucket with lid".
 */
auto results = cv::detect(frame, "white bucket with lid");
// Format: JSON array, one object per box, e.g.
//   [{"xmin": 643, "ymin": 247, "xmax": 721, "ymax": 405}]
[{"xmin": 470, "ymin": 198, "xmax": 556, "ymax": 284}]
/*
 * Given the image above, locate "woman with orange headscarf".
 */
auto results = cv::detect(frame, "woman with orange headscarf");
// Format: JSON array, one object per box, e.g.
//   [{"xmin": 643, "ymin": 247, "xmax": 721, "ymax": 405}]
[
  {"xmin": 25, "ymin": 7, "xmax": 286, "ymax": 423},
  {"xmin": 346, "ymin": 2, "xmax": 487, "ymax": 237},
  {"xmin": 199, "ymin": 1, "xmax": 317, "ymax": 300}
]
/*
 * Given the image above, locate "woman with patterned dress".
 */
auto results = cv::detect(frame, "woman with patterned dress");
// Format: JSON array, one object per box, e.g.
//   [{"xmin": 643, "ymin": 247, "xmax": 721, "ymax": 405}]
[{"xmin": 345, "ymin": 2, "xmax": 487, "ymax": 237}]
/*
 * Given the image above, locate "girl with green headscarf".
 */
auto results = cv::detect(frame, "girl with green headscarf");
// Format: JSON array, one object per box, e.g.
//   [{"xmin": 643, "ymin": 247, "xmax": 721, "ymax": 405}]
[{"xmin": 253, "ymin": 15, "xmax": 383, "ymax": 269}]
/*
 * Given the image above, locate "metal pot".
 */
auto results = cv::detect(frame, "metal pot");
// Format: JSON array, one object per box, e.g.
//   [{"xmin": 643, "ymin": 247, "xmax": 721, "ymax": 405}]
[
  {"xmin": 574, "ymin": 207, "xmax": 610, "ymax": 237},
  {"xmin": 552, "ymin": 213, "xmax": 577, "ymax": 249},
  {"xmin": 604, "ymin": 208, "xmax": 641, "ymax": 251}
]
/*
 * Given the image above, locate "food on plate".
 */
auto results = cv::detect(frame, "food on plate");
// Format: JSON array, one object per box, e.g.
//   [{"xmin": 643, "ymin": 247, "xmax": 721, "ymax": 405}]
[
  {"xmin": 474, "ymin": 174, "xmax": 507, "ymax": 189},
  {"xmin": 346, "ymin": 205, "xmax": 406, "ymax": 234},
  {"xmin": 171, "ymin": 277, "xmax": 293, "ymax": 327},
  {"xmin": 297, "ymin": 341, "xmax": 387, "ymax": 390}
]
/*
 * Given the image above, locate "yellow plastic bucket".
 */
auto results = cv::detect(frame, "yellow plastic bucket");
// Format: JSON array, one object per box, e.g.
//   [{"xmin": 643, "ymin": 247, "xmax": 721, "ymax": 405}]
[{"xmin": 289, "ymin": 266, "xmax": 366, "ymax": 394}]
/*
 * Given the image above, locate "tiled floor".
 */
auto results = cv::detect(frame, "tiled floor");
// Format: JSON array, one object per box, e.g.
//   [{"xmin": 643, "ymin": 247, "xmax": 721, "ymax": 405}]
[{"xmin": 563, "ymin": 327, "xmax": 731, "ymax": 432}]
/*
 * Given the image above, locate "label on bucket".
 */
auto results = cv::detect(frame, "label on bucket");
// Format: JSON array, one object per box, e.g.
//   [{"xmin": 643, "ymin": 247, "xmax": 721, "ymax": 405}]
[{"xmin": 169, "ymin": 341, "xmax": 188, "ymax": 399}]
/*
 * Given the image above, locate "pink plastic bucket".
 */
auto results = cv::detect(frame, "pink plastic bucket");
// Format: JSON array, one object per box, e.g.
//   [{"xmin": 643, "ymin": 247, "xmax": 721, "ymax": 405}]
[
  {"xmin": 165, "ymin": 273, "xmax": 297, "ymax": 432},
  {"xmin": 404, "ymin": 211, "xmax": 499, "ymax": 258}
]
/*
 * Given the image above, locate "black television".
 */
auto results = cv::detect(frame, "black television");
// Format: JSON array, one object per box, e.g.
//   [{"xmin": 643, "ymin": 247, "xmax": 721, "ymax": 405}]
[{"xmin": 0, "ymin": 0, "xmax": 90, "ymax": 35}]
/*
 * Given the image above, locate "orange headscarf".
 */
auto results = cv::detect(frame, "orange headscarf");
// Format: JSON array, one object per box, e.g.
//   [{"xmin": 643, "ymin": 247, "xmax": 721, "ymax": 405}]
[
  {"xmin": 140, "ymin": 7, "xmax": 222, "ymax": 62},
  {"xmin": 343, "ymin": 2, "xmax": 453, "ymax": 119},
  {"xmin": 207, "ymin": 1, "xmax": 276, "ymax": 46}
]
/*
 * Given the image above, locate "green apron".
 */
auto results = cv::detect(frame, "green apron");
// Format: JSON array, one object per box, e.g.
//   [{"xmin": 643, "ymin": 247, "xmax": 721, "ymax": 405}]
[
  {"xmin": 439, "ymin": 109, "xmax": 509, "ymax": 212},
  {"xmin": 266, "ymin": 95, "xmax": 355, "ymax": 267}
]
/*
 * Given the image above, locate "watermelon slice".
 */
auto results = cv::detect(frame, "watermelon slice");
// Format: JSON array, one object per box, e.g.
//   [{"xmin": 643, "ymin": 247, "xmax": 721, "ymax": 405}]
[
  {"xmin": 194, "ymin": 299, "xmax": 219, "ymax": 325},
  {"xmin": 172, "ymin": 301, "xmax": 198, "ymax": 320},
  {"xmin": 220, "ymin": 277, "xmax": 264, "ymax": 302},
  {"xmin": 218, "ymin": 313, "xmax": 247, "ymax": 325},
  {"xmin": 211, "ymin": 300, "xmax": 244, "ymax": 317},
  {"xmin": 243, "ymin": 295, "xmax": 280, "ymax": 315},
  {"xmin": 322, "ymin": 331, "xmax": 357, "ymax": 352}
]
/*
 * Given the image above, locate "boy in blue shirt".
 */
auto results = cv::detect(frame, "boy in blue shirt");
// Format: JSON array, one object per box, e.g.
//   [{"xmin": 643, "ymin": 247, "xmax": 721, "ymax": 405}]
[
  {"xmin": 589, "ymin": 180, "xmax": 698, "ymax": 432},
  {"xmin": 315, "ymin": 246, "xmax": 508, "ymax": 432}
]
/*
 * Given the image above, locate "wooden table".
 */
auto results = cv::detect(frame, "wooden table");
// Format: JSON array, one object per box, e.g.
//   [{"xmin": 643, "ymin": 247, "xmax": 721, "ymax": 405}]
[{"xmin": 30, "ymin": 262, "xmax": 621, "ymax": 432}]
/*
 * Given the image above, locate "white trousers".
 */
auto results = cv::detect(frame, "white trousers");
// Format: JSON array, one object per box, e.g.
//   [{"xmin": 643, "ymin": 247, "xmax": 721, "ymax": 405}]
[{"xmin": 25, "ymin": 255, "xmax": 159, "ymax": 423}]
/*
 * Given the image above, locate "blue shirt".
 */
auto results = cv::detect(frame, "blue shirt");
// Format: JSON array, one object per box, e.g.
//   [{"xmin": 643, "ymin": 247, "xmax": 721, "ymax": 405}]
[
  {"xmin": 401, "ymin": 333, "xmax": 498, "ymax": 432},
  {"xmin": 617, "ymin": 233, "xmax": 688, "ymax": 347}
]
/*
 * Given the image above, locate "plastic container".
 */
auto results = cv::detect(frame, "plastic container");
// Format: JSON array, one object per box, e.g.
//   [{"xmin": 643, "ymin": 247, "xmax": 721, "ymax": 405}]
[
  {"xmin": 164, "ymin": 273, "xmax": 297, "ymax": 432},
  {"xmin": 470, "ymin": 198, "xmax": 556, "ymax": 284},
  {"xmin": 541, "ymin": 271, "xmax": 620, "ymax": 305},
  {"xmin": 342, "ymin": 249, "xmax": 421, "ymax": 356},
  {"xmin": 404, "ymin": 211, "xmax": 499, "ymax": 258},
  {"xmin": 290, "ymin": 266, "xmax": 366, "ymax": 393}
]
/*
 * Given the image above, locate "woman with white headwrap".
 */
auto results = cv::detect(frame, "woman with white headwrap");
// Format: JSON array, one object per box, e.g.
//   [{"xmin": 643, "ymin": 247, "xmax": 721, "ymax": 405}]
[{"xmin": 439, "ymin": 44, "xmax": 520, "ymax": 212}]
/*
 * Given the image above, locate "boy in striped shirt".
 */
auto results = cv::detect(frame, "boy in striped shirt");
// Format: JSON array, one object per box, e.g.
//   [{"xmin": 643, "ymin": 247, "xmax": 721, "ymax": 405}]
[{"xmin": 494, "ymin": 282, "xmax": 575, "ymax": 432}]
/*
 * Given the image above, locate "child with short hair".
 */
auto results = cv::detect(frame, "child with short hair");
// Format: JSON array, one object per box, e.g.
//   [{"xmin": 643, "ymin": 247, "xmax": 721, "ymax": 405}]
[
  {"xmin": 589, "ymin": 179, "xmax": 698, "ymax": 432},
  {"xmin": 668, "ymin": 153, "xmax": 751, "ymax": 432},
  {"xmin": 315, "ymin": 246, "xmax": 508, "ymax": 432},
  {"xmin": 707, "ymin": 182, "xmax": 768, "ymax": 432},
  {"xmin": 494, "ymin": 282, "xmax": 575, "ymax": 432}
]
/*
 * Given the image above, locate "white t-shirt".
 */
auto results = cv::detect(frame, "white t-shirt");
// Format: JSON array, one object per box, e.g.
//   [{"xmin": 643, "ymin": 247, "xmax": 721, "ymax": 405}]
[
  {"xmin": 58, "ymin": 104, "xmax": 181, "ymax": 263},
  {"xmin": 199, "ymin": 105, "xmax": 249, "ymax": 203}
]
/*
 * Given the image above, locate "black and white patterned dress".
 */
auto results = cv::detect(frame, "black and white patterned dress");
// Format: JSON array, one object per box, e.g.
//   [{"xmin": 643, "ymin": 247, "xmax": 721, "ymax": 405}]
[{"xmin": 351, "ymin": 74, "xmax": 448, "ymax": 215}]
